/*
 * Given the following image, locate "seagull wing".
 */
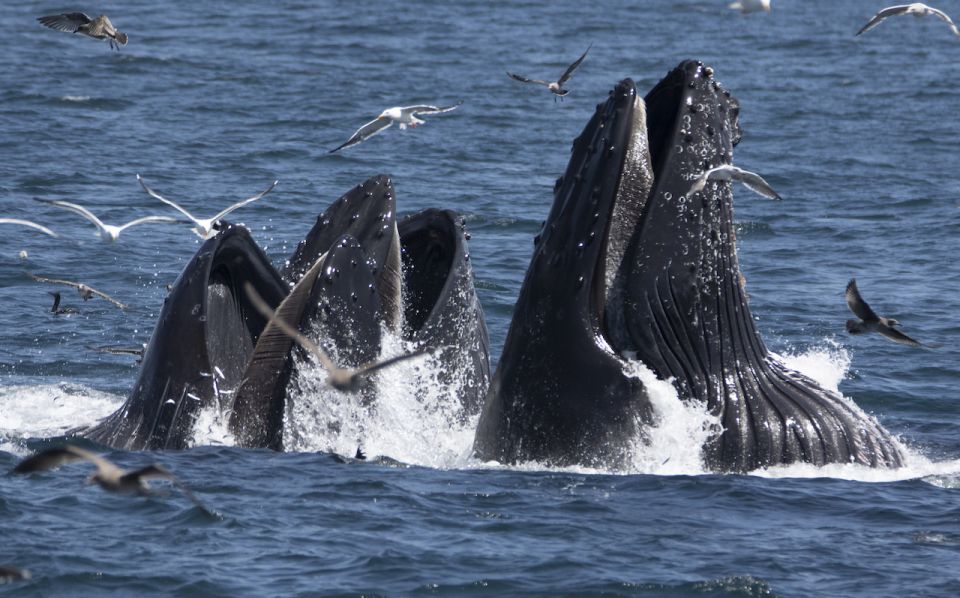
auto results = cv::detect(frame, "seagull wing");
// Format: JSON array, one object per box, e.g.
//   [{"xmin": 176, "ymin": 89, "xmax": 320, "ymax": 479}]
[
  {"xmin": 330, "ymin": 117, "xmax": 393, "ymax": 153},
  {"xmin": 877, "ymin": 324, "xmax": 923, "ymax": 347},
  {"xmin": 12, "ymin": 444, "xmax": 105, "ymax": 474},
  {"xmin": 122, "ymin": 464, "xmax": 215, "ymax": 515},
  {"xmin": 507, "ymin": 72, "xmax": 551, "ymax": 86},
  {"xmin": 856, "ymin": 5, "xmax": 911, "ymax": 35},
  {"xmin": 210, "ymin": 180, "xmax": 278, "ymax": 222},
  {"xmin": 86, "ymin": 345, "xmax": 144, "ymax": 356},
  {"xmin": 845, "ymin": 279, "xmax": 880, "ymax": 322},
  {"xmin": 0, "ymin": 218, "xmax": 59, "ymax": 237},
  {"xmin": 136, "ymin": 175, "xmax": 205, "ymax": 229},
  {"xmin": 84, "ymin": 286, "xmax": 127, "ymax": 310},
  {"xmin": 36, "ymin": 199, "xmax": 108, "ymax": 236},
  {"xmin": 27, "ymin": 272, "xmax": 85, "ymax": 290},
  {"xmin": 243, "ymin": 281, "xmax": 338, "ymax": 373},
  {"xmin": 355, "ymin": 350, "xmax": 428, "ymax": 378},
  {"xmin": 927, "ymin": 7, "xmax": 960, "ymax": 36},
  {"xmin": 29, "ymin": 274, "xmax": 124, "ymax": 308},
  {"xmin": 37, "ymin": 13, "xmax": 93, "ymax": 33},
  {"xmin": 557, "ymin": 44, "xmax": 592, "ymax": 86},
  {"xmin": 115, "ymin": 215, "xmax": 178, "ymax": 233},
  {"xmin": 732, "ymin": 167, "xmax": 782, "ymax": 200},
  {"xmin": 405, "ymin": 101, "xmax": 463, "ymax": 116}
]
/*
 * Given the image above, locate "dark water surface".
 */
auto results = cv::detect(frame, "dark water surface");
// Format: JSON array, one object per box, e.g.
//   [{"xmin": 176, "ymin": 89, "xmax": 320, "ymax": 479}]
[{"xmin": 2, "ymin": 0, "xmax": 960, "ymax": 595}]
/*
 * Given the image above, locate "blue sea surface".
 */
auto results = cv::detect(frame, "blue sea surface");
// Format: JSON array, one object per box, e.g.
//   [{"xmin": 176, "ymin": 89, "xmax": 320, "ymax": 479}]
[{"xmin": 2, "ymin": 0, "xmax": 960, "ymax": 595}]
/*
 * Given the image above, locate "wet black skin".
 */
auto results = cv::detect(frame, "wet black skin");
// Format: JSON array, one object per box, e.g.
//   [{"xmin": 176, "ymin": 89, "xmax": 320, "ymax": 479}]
[
  {"xmin": 399, "ymin": 209, "xmax": 491, "ymax": 417},
  {"xmin": 475, "ymin": 61, "xmax": 904, "ymax": 471},
  {"xmin": 473, "ymin": 78, "xmax": 651, "ymax": 468},
  {"xmin": 83, "ymin": 224, "xmax": 287, "ymax": 450},
  {"xmin": 230, "ymin": 208, "xmax": 492, "ymax": 448},
  {"xmin": 229, "ymin": 235, "xmax": 382, "ymax": 449},
  {"xmin": 282, "ymin": 174, "xmax": 402, "ymax": 330}
]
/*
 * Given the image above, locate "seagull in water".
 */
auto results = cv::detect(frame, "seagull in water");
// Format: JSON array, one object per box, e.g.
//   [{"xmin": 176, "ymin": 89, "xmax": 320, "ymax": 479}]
[
  {"xmin": 12, "ymin": 444, "xmax": 212, "ymax": 515},
  {"xmin": 37, "ymin": 13, "xmax": 128, "ymax": 50},
  {"xmin": 0, "ymin": 565, "xmax": 31, "ymax": 584},
  {"xmin": 688, "ymin": 164, "xmax": 781, "ymax": 200},
  {"xmin": 729, "ymin": 0, "xmax": 772, "ymax": 13},
  {"xmin": 856, "ymin": 4, "xmax": 960, "ymax": 37},
  {"xmin": 0, "ymin": 218, "xmax": 59, "ymax": 238},
  {"xmin": 34, "ymin": 198, "xmax": 177, "ymax": 242},
  {"xmin": 28, "ymin": 273, "xmax": 127, "ymax": 309},
  {"xmin": 329, "ymin": 102, "xmax": 463, "ymax": 153},
  {"xmin": 48, "ymin": 291, "xmax": 79, "ymax": 315},
  {"xmin": 507, "ymin": 45, "xmax": 591, "ymax": 100},
  {"xmin": 243, "ymin": 281, "xmax": 426, "ymax": 392},
  {"xmin": 137, "ymin": 175, "xmax": 278, "ymax": 239},
  {"xmin": 845, "ymin": 279, "xmax": 929, "ymax": 347}
]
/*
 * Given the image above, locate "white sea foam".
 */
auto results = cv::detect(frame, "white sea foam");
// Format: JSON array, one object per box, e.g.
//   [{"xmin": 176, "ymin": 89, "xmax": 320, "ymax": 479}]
[
  {"xmin": 774, "ymin": 340, "xmax": 850, "ymax": 393},
  {"xmin": 0, "ymin": 383, "xmax": 120, "ymax": 455},
  {"xmin": 2, "ymin": 342, "xmax": 953, "ymax": 485},
  {"xmin": 281, "ymin": 327, "xmax": 479, "ymax": 468},
  {"xmin": 60, "ymin": 95, "xmax": 91, "ymax": 102}
]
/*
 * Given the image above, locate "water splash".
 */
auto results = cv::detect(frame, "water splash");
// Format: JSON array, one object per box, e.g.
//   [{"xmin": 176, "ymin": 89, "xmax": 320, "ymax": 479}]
[
  {"xmin": 0, "ymin": 383, "xmax": 120, "ymax": 454},
  {"xmin": 622, "ymin": 360, "xmax": 718, "ymax": 476},
  {"xmin": 282, "ymin": 327, "xmax": 478, "ymax": 468}
]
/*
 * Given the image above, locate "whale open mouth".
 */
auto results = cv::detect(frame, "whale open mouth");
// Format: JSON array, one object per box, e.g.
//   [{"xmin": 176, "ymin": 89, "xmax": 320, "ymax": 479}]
[
  {"xmin": 479, "ymin": 60, "xmax": 903, "ymax": 471},
  {"xmin": 582, "ymin": 62, "xmax": 742, "ymax": 360}
]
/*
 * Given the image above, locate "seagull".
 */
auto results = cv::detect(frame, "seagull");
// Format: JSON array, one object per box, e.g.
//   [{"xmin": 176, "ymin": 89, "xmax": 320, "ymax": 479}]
[
  {"xmin": 48, "ymin": 291, "xmax": 79, "ymax": 315},
  {"xmin": 0, "ymin": 565, "xmax": 31, "ymax": 584},
  {"xmin": 329, "ymin": 102, "xmax": 463, "ymax": 153},
  {"xmin": 28, "ymin": 273, "xmax": 127, "ymax": 309},
  {"xmin": 34, "ymin": 198, "xmax": 177, "ymax": 242},
  {"xmin": 37, "ymin": 13, "xmax": 128, "ymax": 49},
  {"xmin": 688, "ymin": 164, "xmax": 782, "ymax": 200},
  {"xmin": 729, "ymin": 0, "xmax": 772, "ymax": 13},
  {"xmin": 507, "ymin": 45, "xmax": 591, "ymax": 100},
  {"xmin": 0, "ymin": 218, "xmax": 59, "ymax": 238},
  {"xmin": 12, "ymin": 444, "xmax": 212, "ymax": 515},
  {"xmin": 243, "ymin": 281, "xmax": 427, "ymax": 392},
  {"xmin": 137, "ymin": 175, "xmax": 278, "ymax": 239},
  {"xmin": 856, "ymin": 4, "xmax": 960, "ymax": 37},
  {"xmin": 845, "ymin": 279, "xmax": 927, "ymax": 347},
  {"xmin": 86, "ymin": 344, "xmax": 145, "ymax": 358}
]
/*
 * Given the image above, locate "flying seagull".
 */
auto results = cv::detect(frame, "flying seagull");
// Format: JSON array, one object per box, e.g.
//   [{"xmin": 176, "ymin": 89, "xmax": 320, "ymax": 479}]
[
  {"xmin": 34, "ymin": 198, "xmax": 177, "ymax": 242},
  {"xmin": 729, "ymin": 0, "xmax": 772, "ymax": 13},
  {"xmin": 329, "ymin": 102, "xmax": 463, "ymax": 153},
  {"xmin": 688, "ymin": 164, "xmax": 782, "ymax": 200},
  {"xmin": 12, "ymin": 444, "xmax": 212, "ymax": 515},
  {"xmin": 0, "ymin": 218, "xmax": 58, "ymax": 238},
  {"xmin": 37, "ymin": 13, "xmax": 128, "ymax": 49},
  {"xmin": 86, "ymin": 344, "xmax": 145, "ymax": 358},
  {"xmin": 845, "ymin": 279, "xmax": 927, "ymax": 347},
  {"xmin": 243, "ymin": 281, "xmax": 426, "ymax": 392},
  {"xmin": 27, "ymin": 273, "xmax": 126, "ymax": 309},
  {"xmin": 48, "ymin": 291, "xmax": 79, "ymax": 315},
  {"xmin": 856, "ymin": 4, "xmax": 960, "ymax": 37},
  {"xmin": 137, "ymin": 174, "xmax": 278, "ymax": 239},
  {"xmin": 507, "ymin": 45, "xmax": 592, "ymax": 99}
]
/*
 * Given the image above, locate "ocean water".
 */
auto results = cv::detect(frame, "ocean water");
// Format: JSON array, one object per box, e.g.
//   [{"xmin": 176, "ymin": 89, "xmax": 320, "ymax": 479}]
[{"xmin": 2, "ymin": 0, "xmax": 960, "ymax": 595}]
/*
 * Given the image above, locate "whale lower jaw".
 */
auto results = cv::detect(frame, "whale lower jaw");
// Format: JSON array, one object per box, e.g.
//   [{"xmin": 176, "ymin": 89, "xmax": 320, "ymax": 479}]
[{"xmin": 474, "ymin": 61, "xmax": 905, "ymax": 472}]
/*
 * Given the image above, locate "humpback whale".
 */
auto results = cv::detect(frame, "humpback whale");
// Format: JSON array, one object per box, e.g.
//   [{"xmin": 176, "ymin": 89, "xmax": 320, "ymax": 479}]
[
  {"xmin": 398, "ymin": 209, "xmax": 490, "ymax": 417},
  {"xmin": 84, "ymin": 174, "xmax": 490, "ymax": 451},
  {"xmin": 84, "ymin": 224, "xmax": 288, "ymax": 450},
  {"xmin": 474, "ymin": 60, "xmax": 905, "ymax": 472}
]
